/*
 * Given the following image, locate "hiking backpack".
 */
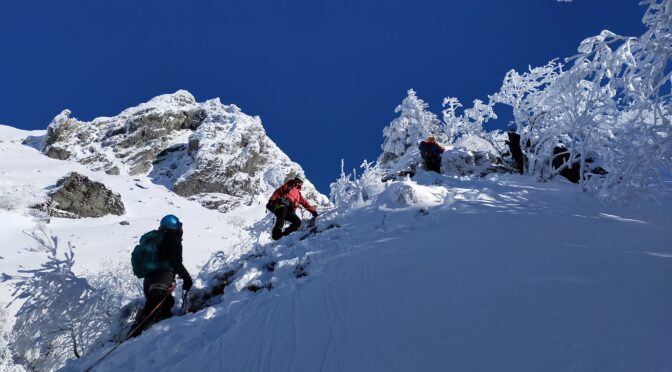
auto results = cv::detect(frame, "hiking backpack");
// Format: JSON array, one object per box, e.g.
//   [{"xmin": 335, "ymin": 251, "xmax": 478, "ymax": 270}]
[{"xmin": 131, "ymin": 230, "xmax": 173, "ymax": 278}]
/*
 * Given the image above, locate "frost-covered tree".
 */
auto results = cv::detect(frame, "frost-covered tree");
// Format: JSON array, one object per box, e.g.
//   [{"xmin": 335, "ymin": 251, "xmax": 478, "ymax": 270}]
[
  {"xmin": 441, "ymin": 97, "xmax": 464, "ymax": 143},
  {"xmin": 379, "ymin": 89, "xmax": 444, "ymax": 169},
  {"xmin": 490, "ymin": 60, "xmax": 564, "ymax": 134},
  {"xmin": 491, "ymin": 0, "xmax": 672, "ymax": 200},
  {"xmin": 442, "ymin": 96, "xmax": 499, "ymax": 154},
  {"xmin": 3, "ymin": 225, "xmax": 140, "ymax": 371},
  {"xmin": 330, "ymin": 160, "xmax": 385, "ymax": 210},
  {"xmin": 329, "ymin": 159, "xmax": 359, "ymax": 208}
]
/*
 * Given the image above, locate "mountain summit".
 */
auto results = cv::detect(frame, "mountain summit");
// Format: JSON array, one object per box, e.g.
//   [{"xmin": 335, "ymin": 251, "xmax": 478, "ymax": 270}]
[{"xmin": 32, "ymin": 90, "xmax": 327, "ymax": 212}]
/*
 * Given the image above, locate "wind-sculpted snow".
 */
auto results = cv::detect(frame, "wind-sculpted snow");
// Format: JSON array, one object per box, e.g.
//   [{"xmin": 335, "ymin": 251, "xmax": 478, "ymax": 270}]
[{"xmin": 35, "ymin": 90, "xmax": 327, "ymax": 212}]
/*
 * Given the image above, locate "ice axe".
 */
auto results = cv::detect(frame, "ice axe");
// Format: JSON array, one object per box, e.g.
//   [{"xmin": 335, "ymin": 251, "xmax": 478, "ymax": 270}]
[
  {"xmin": 179, "ymin": 289, "xmax": 189, "ymax": 315},
  {"xmin": 306, "ymin": 215, "xmax": 317, "ymax": 228}
]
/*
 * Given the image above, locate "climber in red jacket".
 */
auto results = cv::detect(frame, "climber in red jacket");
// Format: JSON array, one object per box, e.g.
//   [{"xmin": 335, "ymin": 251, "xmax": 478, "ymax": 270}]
[{"xmin": 266, "ymin": 177, "xmax": 318, "ymax": 240}]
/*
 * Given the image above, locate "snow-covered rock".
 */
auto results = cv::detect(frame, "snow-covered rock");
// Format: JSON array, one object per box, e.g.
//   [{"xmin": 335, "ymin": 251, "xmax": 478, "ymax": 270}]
[
  {"xmin": 32, "ymin": 172, "xmax": 125, "ymax": 219},
  {"xmin": 441, "ymin": 148, "xmax": 508, "ymax": 177},
  {"xmin": 35, "ymin": 90, "xmax": 327, "ymax": 212}
]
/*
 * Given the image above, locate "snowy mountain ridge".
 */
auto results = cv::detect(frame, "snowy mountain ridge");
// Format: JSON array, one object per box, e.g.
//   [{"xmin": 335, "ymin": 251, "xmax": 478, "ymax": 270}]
[{"xmin": 34, "ymin": 90, "xmax": 327, "ymax": 212}]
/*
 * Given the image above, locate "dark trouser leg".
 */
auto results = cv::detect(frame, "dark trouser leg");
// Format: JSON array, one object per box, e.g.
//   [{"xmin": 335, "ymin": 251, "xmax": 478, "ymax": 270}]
[
  {"xmin": 282, "ymin": 209, "xmax": 301, "ymax": 236},
  {"xmin": 135, "ymin": 272, "xmax": 175, "ymax": 336},
  {"xmin": 426, "ymin": 157, "xmax": 441, "ymax": 173},
  {"xmin": 513, "ymin": 156, "xmax": 524, "ymax": 174},
  {"xmin": 272, "ymin": 206, "xmax": 288, "ymax": 240}
]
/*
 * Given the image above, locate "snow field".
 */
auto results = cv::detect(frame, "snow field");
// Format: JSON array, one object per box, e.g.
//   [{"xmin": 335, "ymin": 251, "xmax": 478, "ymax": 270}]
[
  {"xmin": 71, "ymin": 171, "xmax": 672, "ymax": 372},
  {"xmin": 0, "ymin": 125, "xmax": 264, "ymax": 322}
]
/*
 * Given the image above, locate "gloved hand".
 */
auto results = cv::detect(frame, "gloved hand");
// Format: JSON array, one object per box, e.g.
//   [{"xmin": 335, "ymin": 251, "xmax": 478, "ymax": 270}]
[
  {"xmin": 183, "ymin": 276, "xmax": 193, "ymax": 291},
  {"xmin": 311, "ymin": 210, "xmax": 318, "ymax": 217}
]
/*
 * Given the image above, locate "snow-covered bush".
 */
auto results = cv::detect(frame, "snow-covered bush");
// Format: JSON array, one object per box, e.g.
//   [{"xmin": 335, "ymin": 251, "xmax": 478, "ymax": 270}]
[
  {"xmin": 329, "ymin": 160, "xmax": 360, "ymax": 208},
  {"xmin": 4, "ymin": 225, "xmax": 140, "ymax": 371},
  {"xmin": 489, "ymin": 60, "xmax": 564, "ymax": 136},
  {"xmin": 330, "ymin": 160, "xmax": 385, "ymax": 210},
  {"xmin": 440, "ymin": 96, "xmax": 502, "ymax": 170},
  {"xmin": 378, "ymin": 89, "xmax": 445, "ymax": 169},
  {"xmin": 491, "ymin": 0, "xmax": 672, "ymax": 201},
  {"xmin": 442, "ymin": 97, "xmax": 498, "ymax": 144}
]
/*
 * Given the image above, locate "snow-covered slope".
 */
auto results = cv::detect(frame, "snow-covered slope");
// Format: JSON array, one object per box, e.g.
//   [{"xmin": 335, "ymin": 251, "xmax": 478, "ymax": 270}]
[
  {"xmin": 67, "ymin": 169, "xmax": 672, "ymax": 372},
  {"xmin": 0, "ymin": 123, "xmax": 267, "ymax": 318}
]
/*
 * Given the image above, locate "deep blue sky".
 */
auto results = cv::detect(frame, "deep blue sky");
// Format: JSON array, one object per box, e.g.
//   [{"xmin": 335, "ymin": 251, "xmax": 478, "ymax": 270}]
[{"xmin": 0, "ymin": 1, "xmax": 647, "ymax": 193}]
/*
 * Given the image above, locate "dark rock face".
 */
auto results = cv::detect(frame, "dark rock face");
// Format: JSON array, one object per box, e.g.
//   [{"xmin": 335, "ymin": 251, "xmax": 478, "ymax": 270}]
[
  {"xmin": 36, "ymin": 172, "xmax": 125, "ymax": 218},
  {"xmin": 551, "ymin": 145, "xmax": 608, "ymax": 184}
]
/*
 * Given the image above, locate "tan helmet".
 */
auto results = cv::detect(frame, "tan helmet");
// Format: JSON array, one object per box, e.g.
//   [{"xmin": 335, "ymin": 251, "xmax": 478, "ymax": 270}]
[{"xmin": 427, "ymin": 136, "xmax": 436, "ymax": 143}]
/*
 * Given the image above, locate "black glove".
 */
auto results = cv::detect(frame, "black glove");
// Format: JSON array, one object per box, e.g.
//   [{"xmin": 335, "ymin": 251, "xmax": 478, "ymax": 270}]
[
  {"xmin": 311, "ymin": 210, "xmax": 318, "ymax": 217},
  {"xmin": 183, "ymin": 276, "xmax": 193, "ymax": 291}
]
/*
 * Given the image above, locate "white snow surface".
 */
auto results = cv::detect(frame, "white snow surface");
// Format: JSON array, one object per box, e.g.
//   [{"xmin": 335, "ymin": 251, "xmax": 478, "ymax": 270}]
[
  {"xmin": 0, "ymin": 124, "xmax": 264, "ymax": 318},
  {"xmin": 60, "ymin": 167, "xmax": 672, "ymax": 371},
  {"xmin": 2, "ymin": 124, "xmax": 672, "ymax": 371}
]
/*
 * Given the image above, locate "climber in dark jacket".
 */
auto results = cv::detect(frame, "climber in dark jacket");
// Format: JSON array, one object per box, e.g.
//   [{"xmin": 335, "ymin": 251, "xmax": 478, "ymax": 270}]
[
  {"xmin": 418, "ymin": 136, "xmax": 445, "ymax": 173},
  {"xmin": 266, "ymin": 177, "xmax": 317, "ymax": 240},
  {"xmin": 133, "ymin": 214, "xmax": 193, "ymax": 336},
  {"xmin": 505, "ymin": 123, "xmax": 524, "ymax": 174}
]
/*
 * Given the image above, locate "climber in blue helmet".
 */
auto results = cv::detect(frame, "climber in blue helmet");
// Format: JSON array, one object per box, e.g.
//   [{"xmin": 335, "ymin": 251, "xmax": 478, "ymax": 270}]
[{"xmin": 130, "ymin": 214, "xmax": 192, "ymax": 336}]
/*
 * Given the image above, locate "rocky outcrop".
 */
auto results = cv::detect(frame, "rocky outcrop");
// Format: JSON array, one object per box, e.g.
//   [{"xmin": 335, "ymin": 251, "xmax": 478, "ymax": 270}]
[
  {"xmin": 168, "ymin": 102, "xmax": 325, "ymax": 211},
  {"xmin": 33, "ymin": 172, "xmax": 125, "ymax": 218},
  {"xmin": 31, "ymin": 90, "xmax": 328, "ymax": 212},
  {"xmin": 40, "ymin": 91, "xmax": 208, "ymax": 176}
]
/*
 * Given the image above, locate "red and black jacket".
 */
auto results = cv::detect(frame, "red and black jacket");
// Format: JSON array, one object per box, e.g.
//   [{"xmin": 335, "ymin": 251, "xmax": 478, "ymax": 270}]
[{"xmin": 268, "ymin": 181, "xmax": 316, "ymax": 213}]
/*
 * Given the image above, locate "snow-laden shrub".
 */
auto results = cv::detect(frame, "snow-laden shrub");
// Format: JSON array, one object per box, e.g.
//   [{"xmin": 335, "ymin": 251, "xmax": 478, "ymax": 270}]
[
  {"xmin": 378, "ymin": 89, "xmax": 445, "ymax": 169},
  {"xmin": 330, "ymin": 160, "xmax": 385, "ymax": 210},
  {"xmin": 442, "ymin": 97, "xmax": 497, "ymax": 145},
  {"xmin": 3, "ymin": 225, "xmax": 140, "ymax": 371},
  {"xmin": 492, "ymin": 0, "xmax": 672, "ymax": 201},
  {"xmin": 329, "ymin": 160, "xmax": 360, "ymax": 208}
]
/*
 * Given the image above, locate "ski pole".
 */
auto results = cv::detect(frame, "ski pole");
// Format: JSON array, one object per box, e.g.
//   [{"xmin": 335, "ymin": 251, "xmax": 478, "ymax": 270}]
[{"xmin": 84, "ymin": 293, "xmax": 171, "ymax": 372}]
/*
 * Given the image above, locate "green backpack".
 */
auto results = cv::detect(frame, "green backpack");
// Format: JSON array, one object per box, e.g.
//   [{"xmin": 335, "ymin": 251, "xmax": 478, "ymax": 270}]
[{"xmin": 131, "ymin": 230, "xmax": 173, "ymax": 278}]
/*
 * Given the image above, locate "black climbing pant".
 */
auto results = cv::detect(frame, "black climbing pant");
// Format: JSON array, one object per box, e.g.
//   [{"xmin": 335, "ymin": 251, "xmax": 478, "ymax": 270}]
[
  {"xmin": 131, "ymin": 271, "xmax": 176, "ymax": 337},
  {"xmin": 272, "ymin": 205, "xmax": 301, "ymax": 240},
  {"xmin": 423, "ymin": 156, "xmax": 442, "ymax": 173}
]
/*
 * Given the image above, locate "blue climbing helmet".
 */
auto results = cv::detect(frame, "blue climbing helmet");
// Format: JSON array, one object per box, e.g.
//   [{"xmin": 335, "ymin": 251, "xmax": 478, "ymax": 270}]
[
  {"xmin": 507, "ymin": 123, "xmax": 517, "ymax": 132},
  {"xmin": 159, "ymin": 214, "xmax": 182, "ymax": 231}
]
